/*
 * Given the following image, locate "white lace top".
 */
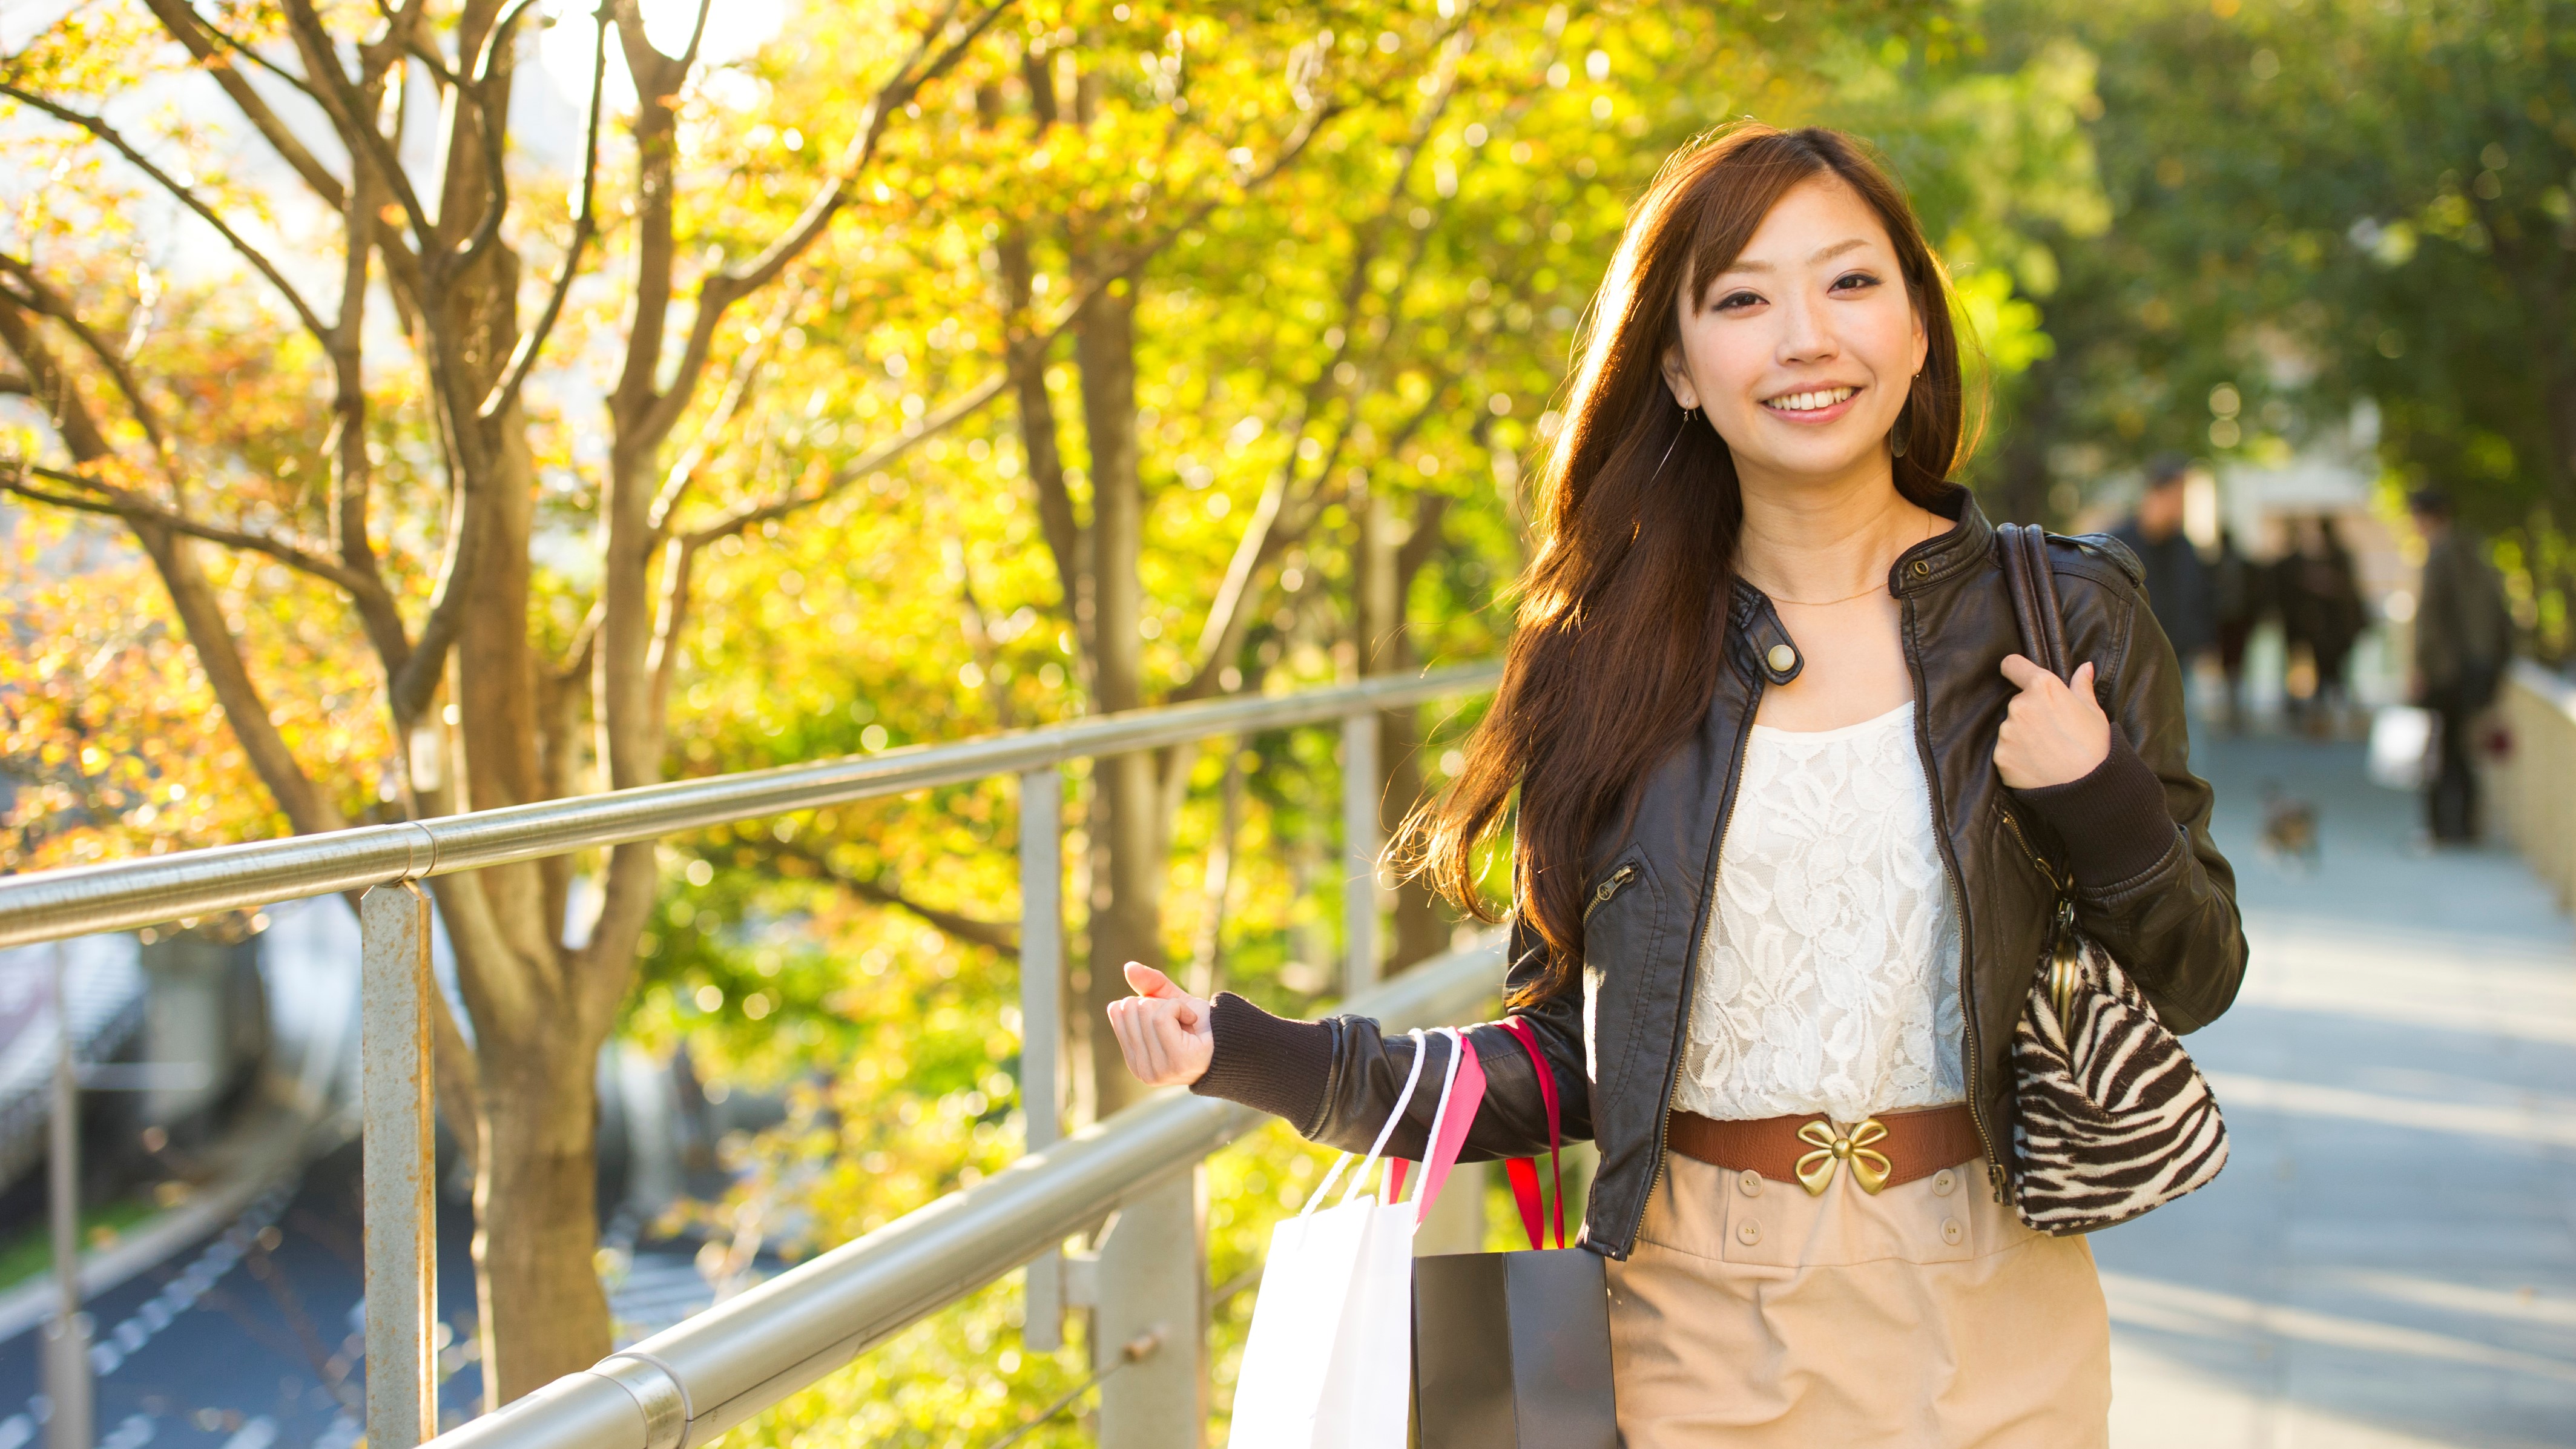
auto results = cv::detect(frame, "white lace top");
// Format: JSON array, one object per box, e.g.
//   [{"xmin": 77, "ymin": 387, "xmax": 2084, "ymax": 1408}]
[{"xmin": 1673, "ymin": 701, "xmax": 1966, "ymax": 1124}]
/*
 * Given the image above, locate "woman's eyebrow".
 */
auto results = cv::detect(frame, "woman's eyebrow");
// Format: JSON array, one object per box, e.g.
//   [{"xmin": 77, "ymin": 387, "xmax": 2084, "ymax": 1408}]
[{"xmin": 1714, "ymin": 237, "xmax": 1874, "ymax": 278}]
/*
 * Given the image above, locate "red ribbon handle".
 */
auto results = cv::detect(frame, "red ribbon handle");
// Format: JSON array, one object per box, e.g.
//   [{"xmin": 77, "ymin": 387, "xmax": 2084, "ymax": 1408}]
[{"xmin": 1497, "ymin": 1017, "xmax": 1566, "ymax": 1250}]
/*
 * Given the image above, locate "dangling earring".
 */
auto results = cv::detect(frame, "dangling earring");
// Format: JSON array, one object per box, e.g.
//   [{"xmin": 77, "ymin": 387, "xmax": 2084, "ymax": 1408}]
[
  {"xmin": 1889, "ymin": 409, "xmax": 1909, "ymax": 458},
  {"xmin": 1650, "ymin": 404, "xmax": 1696, "ymax": 481}
]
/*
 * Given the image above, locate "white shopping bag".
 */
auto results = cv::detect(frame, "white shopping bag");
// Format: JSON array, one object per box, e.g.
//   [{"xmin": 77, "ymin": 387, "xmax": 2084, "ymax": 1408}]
[
  {"xmin": 1227, "ymin": 1029, "xmax": 1474, "ymax": 1449},
  {"xmin": 2369, "ymin": 704, "xmax": 2436, "ymax": 790}
]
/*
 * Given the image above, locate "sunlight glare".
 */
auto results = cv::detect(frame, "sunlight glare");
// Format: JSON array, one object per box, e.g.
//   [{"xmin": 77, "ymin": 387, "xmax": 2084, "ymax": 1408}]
[{"xmin": 538, "ymin": 0, "xmax": 786, "ymax": 116}]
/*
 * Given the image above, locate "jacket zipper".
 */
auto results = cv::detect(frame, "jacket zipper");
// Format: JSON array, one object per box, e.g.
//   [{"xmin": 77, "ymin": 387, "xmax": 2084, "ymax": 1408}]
[
  {"xmin": 1625, "ymin": 667, "xmax": 1763, "ymax": 1254},
  {"xmin": 1901, "ymin": 599, "xmax": 2008, "ymax": 1201},
  {"xmin": 1583, "ymin": 863, "xmax": 1639, "ymax": 921},
  {"xmin": 1997, "ymin": 806, "xmax": 2068, "ymax": 897}
]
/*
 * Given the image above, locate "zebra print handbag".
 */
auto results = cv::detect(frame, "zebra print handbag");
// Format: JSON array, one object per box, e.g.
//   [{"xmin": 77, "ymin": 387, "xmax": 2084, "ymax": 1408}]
[{"xmin": 1996, "ymin": 523, "xmax": 2230, "ymax": 1235}]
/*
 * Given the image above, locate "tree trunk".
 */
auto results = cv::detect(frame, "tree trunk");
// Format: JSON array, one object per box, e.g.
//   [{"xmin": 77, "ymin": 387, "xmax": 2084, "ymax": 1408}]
[
  {"xmin": 472, "ymin": 1042, "xmax": 612, "ymax": 1399},
  {"xmin": 1357, "ymin": 489, "xmax": 1450, "ymax": 973},
  {"xmin": 1076, "ymin": 280, "xmax": 1161, "ymax": 1118}
]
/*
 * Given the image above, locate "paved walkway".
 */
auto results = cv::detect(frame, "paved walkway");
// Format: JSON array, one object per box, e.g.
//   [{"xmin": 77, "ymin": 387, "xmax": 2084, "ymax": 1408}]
[{"xmin": 2098, "ymin": 735, "xmax": 2576, "ymax": 1448}]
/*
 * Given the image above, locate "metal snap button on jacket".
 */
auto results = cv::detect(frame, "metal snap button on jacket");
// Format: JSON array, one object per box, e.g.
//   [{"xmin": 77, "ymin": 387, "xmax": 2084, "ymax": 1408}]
[{"xmin": 1765, "ymin": 642, "xmax": 1798, "ymax": 673}]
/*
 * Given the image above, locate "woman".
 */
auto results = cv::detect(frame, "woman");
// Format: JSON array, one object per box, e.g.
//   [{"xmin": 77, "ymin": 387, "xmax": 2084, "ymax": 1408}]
[{"xmin": 1107, "ymin": 124, "xmax": 2245, "ymax": 1447}]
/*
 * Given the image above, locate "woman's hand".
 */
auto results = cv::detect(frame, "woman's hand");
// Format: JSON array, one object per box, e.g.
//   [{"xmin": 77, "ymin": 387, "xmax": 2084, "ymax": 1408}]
[
  {"xmin": 1995, "ymin": 656, "xmax": 2112, "ymax": 789},
  {"xmin": 1104, "ymin": 962, "xmax": 1214, "ymax": 1088}
]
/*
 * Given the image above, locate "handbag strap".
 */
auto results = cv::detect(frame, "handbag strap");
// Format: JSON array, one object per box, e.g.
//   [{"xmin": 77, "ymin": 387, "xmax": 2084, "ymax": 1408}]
[
  {"xmin": 1498, "ymin": 1017, "xmax": 1566, "ymax": 1250},
  {"xmin": 1998, "ymin": 522, "xmax": 2084, "ymax": 908},
  {"xmin": 1997, "ymin": 522, "xmax": 2071, "ymax": 682},
  {"xmin": 1303, "ymin": 1028, "xmax": 1428, "ymax": 1217}
]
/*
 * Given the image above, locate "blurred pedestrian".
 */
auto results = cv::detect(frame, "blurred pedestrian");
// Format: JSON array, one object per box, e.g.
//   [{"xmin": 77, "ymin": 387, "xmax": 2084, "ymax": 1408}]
[
  {"xmin": 2109, "ymin": 454, "xmax": 2216, "ymax": 665},
  {"xmin": 2210, "ymin": 526, "xmax": 2267, "ymax": 732},
  {"xmin": 2276, "ymin": 515, "xmax": 2367, "ymax": 737},
  {"xmin": 2407, "ymin": 489, "xmax": 2514, "ymax": 843}
]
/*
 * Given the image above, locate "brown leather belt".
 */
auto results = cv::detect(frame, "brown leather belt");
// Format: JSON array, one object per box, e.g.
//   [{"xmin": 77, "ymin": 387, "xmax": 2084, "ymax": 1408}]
[{"xmin": 1668, "ymin": 1104, "xmax": 1983, "ymax": 1196}]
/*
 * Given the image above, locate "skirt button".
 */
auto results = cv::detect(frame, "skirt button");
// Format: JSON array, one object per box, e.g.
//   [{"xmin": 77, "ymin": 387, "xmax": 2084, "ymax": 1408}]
[
  {"xmin": 1736, "ymin": 1219, "xmax": 1762, "ymax": 1246},
  {"xmin": 1941, "ymin": 1217, "xmax": 1965, "ymax": 1247},
  {"xmin": 1932, "ymin": 1169, "xmax": 1957, "ymax": 1197},
  {"xmin": 1737, "ymin": 1169, "xmax": 1763, "ymax": 1197}
]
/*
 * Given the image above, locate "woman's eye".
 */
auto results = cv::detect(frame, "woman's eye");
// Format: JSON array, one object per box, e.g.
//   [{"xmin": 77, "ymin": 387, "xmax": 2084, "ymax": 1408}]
[
  {"xmin": 1714, "ymin": 290, "xmax": 1763, "ymax": 311},
  {"xmin": 1831, "ymin": 271, "xmax": 1882, "ymax": 292}
]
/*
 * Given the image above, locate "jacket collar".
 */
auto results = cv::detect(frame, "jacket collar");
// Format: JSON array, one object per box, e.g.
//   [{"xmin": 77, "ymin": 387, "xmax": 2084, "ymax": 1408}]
[
  {"xmin": 1892, "ymin": 485, "xmax": 1994, "ymax": 597},
  {"xmin": 1725, "ymin": 486, "xmax": 1992, "ymax": 685}
]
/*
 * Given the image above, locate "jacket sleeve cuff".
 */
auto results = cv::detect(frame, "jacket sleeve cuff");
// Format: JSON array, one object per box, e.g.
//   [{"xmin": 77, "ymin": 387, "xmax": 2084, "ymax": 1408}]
[
  {"xmin": 2011, "ymin": 727, "xmax": 2179, "ymax": 889},
  {"xmin": 1188, "ymin": 992, "xmax": 1334, "ymax": 1132}
]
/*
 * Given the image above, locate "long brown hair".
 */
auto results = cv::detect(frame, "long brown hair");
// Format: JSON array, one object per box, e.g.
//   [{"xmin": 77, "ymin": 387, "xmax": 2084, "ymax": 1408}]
[{"xmin": 1400, "ymin": 123, "xmax": 1971, "ymax": 1003}]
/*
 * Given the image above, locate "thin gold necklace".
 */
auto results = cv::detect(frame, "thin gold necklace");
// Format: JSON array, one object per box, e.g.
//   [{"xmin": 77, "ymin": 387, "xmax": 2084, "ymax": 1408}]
[
  {"xmin": 1762, "ymin": 579, "xmax": 1888, "ymax": 608},
  {"xmin": 1747, "ymin": 514, "xmax": 1938, "ymax": 609}
]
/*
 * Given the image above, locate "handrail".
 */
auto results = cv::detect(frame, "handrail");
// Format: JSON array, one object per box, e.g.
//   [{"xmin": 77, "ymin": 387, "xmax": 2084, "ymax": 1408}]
[
  {"xmin": 429, "ymin": 934, "xmax": 1510, "ymax": 1449},
  {"xmin": 0, "ymin": 664, "xmax": 1499, "ymax": 949},
  {"xmin": 2, "ymin": 661, "xmax": 1508, "ymax": 1449}
]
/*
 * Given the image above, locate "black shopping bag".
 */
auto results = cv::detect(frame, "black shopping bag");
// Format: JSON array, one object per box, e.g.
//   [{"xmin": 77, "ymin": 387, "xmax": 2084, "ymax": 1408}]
[{"xmin": 1409, "ymin": 1018, "xmax": 1618, "ymax": 1449}]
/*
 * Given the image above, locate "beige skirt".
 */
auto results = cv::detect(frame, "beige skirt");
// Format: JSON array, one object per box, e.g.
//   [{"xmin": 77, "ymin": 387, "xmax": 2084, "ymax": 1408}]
[{"xmin": 1605, "ymin": 1150, "xmax": 2110, "ymax": 1448}]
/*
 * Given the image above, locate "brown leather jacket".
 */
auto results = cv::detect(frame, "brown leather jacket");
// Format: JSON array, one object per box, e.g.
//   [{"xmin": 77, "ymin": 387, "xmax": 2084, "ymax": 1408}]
[{"xmin": 1193, "ymin": 489, "xmax": 2247, "ymax": 1260}]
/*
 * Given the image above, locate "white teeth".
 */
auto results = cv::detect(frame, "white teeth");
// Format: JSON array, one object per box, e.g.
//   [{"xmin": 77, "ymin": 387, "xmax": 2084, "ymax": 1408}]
[{"xmin": 1765, "ymin": 386, "xmax": 1854, "ymax": 412}]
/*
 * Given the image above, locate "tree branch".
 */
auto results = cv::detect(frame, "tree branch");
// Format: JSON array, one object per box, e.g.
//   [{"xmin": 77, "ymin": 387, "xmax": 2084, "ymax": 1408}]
[
  {"xmin": 645, "ymin": 289, "xmax": 793, "ymax": 543},
  {"xmin": 478, "ymin": 4, "xmax": 609, "ymax": 421},
  {"xmin": 137, "ymin": 0, "xmax": 346, "ymax": 206},
  {"xmin": 0, "ymin": 300, "xmax": 344, "ymax": 837},
  {"xmin": 765, "ymin": 840, "xmax": 1019, "ymax": 956},
  {"xmin": 0, "ymin": 461, "xmax": 384, "ymax": 596},
  {"xmin": 677, "ymin": 366, "xmax": 1014, "ymax": 550},
  {"xmin": 449, "ymin": 0, "xmax": 548, "ymax": 279},
  {"xmin": 0, "ymin": 82, "xmax": 334, "ymax": 340},
  {"xmin": 1175, "ymin": 61, "xmax": 1460, "ymax": 701},
  {"xmin": 277, "ymin": 0, "xmax": 437, "ymax": 254},
  {"xmin": 630, "ymin": 0, "xmax": 1018, "ymax": 452},
  {"xmin": 671, "ymin": 107, "xmax": 1331, "ymax": 555},
  {"xmin": 0, "ymin": 256, "xmax": 176, "ymax": 470}
]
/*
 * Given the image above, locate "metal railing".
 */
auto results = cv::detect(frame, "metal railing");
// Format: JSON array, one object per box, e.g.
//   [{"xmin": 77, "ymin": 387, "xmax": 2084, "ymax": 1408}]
[
  {"xmin": 0, "ymin": 662, "xmax": 1503, "ymax": 1449},
  {"xmin": 440, "ymin": 940, "xmax": 1504, "ymax": 1449},
  {"xmin": 2494, "ymin": 659, "xmax": 2576, "ymax": 910}
]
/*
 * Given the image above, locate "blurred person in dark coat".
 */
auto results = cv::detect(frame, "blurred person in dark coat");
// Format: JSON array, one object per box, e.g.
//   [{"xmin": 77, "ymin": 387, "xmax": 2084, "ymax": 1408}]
[
  {"xmin": 2408, "ymin": 489, "xmax": 2515, "ymax": 843},
  {"xmin": 2277, "ymin": 515, "xmax": 2367, "ymax": 736},
  {"xmin": 2110, "ymin": 454, "xmax": 2216, "ymax": 661},
  {"xmin": 2210, "ymin": 525, "xmax": 2268, "ymax": 732}
]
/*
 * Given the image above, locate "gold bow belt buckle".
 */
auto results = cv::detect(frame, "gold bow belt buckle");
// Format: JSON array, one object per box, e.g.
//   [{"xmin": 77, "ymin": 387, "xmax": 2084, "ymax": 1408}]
[{"xmin": 1794, "ymin": 1117, "xmax": 1893, "ymax": 1196}]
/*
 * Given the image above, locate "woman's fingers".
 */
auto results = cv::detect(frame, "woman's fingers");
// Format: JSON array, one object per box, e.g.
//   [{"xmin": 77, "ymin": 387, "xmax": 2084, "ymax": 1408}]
[
  {"xmin": 1124, "ymin": 961, "xmax": 1180, "ymax": 998},
  {"xmin": 1106, "ymin": 998, "xmax": 1144, "ymax": 1074},
  {"xmin": 1138, "ymin": 1006, "xmax": 1174, "ymax": 1080},
  {"xmin": 1994, "ymin": 653, "xmax": 2110, "ymax": 788},
  {"xmin": 1148, "ymin": 1003, "xmax": 1212, "ymax": 1083},
  {"xmin": 1999, "ymin": 652, "xmax": 2058, "ymax": 694},
  {"xmin": 1107, "ymin": 993, "xmax": 1211, "ymax": 1084}
]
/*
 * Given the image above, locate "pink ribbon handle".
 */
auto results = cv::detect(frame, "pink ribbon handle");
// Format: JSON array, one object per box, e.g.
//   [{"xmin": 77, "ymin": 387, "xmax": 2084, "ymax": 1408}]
[
  {"xmin": 1498, "ymin": 1017, "xmax": 1566, "ymax": 1250},
  {"xmin": 1411, "ymin": 1030, "xmax": 1486, "ymax": 1226}
]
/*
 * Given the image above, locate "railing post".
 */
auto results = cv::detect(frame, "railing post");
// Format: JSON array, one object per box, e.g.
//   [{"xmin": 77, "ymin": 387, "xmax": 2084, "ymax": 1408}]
[
  {"xmin": 1018, "ymin": 766, "xmax": 1065, "ymax": 1353},
  {"xmin": 45, "ymin": 942, "xmax": 91, "ymax": 1449},
  {"xmin": 362, "ymin": 880, "xmax": 436, "ymax": 1449},
  {"xmin": 1094, "ymin": 1167, "xmax": 1207, "ymax": 1449},
  {"xmin": 1342, "ymin": 710, "xmax": 1380, "ymax": 995}
]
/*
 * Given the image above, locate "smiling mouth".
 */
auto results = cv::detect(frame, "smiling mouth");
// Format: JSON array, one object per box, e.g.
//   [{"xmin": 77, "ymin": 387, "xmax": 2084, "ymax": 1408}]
[{"xmin": 1762, "ymin": 386, "xmax": 1858, "ymax": 414}]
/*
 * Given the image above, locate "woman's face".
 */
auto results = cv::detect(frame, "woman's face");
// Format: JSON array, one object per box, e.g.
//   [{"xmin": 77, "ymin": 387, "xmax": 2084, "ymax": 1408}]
[{"xmin": 1659, "ymin": 175, "xmax": 1928, "ymax": 490}]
